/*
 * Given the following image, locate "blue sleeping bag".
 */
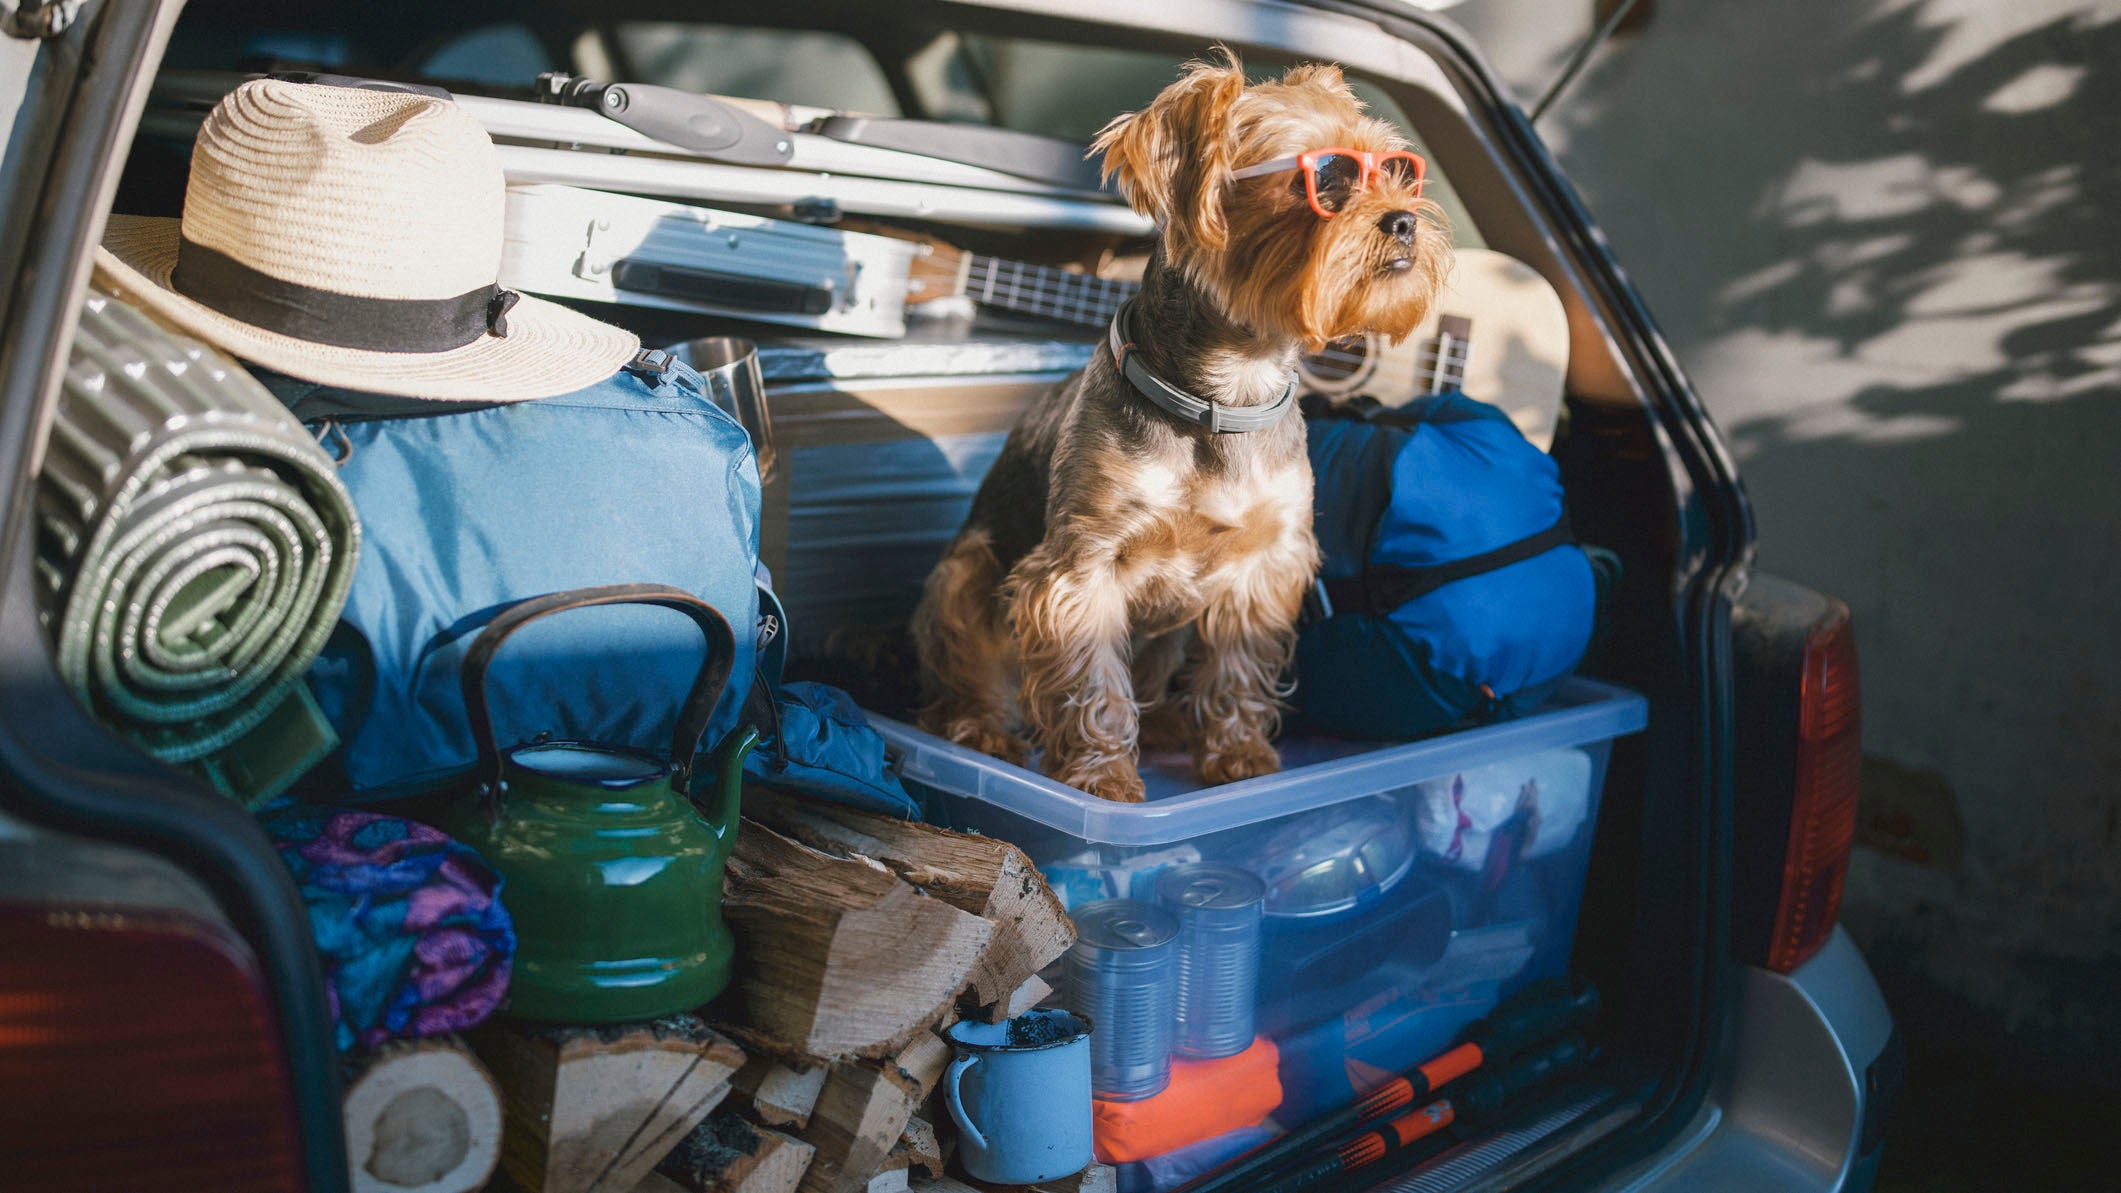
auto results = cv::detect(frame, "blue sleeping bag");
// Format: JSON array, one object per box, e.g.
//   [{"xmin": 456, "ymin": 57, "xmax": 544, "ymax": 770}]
[
  {"xmin": 273, "ymin": 352, "xmax": 764, "ymax": 799},
  {"xmin": 1294, "ymin": 392, "xmax": 1597, "ymax": 739}
]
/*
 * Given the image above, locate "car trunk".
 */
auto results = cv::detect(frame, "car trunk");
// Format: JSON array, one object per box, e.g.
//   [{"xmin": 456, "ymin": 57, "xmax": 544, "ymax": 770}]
[{"xmin": 103, "ymin": 1, "xmax": 1751, "ymax": 1189}]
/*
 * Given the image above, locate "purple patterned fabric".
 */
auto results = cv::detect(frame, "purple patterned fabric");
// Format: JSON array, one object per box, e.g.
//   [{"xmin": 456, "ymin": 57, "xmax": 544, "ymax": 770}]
[{"xmin": 259, "ymin": 803, "xmax": 515, "ymax": 1050}]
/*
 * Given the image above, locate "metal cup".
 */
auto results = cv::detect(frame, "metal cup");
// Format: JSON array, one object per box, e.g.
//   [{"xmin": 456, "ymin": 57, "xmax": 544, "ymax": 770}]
[{"xmin": 687, "ymin": 336, "xmax": 776, "ymax": 484}]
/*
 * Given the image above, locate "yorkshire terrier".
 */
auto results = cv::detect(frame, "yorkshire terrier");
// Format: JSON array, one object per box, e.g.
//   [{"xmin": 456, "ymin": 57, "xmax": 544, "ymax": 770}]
[{"xmin": 913, "ymin": 52, "xmax": 1451, "ymax": 802}]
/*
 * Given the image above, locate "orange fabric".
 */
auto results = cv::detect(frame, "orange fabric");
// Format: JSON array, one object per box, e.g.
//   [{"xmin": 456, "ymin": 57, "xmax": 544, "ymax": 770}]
[{"xmin": 1092, "ymin": 1037, "xmax": 1283, "ymax": 1163}]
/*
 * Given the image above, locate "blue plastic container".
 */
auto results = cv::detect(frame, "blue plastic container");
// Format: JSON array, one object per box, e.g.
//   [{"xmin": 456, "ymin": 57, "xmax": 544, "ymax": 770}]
[{"xmin": 872, "ymin": 678, "xmax": 1647, "ymax": 1158}]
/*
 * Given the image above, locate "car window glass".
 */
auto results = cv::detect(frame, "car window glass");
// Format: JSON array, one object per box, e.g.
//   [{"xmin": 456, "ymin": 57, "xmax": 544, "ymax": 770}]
[
  {"xmin": 418, "ymin": 23, "xmax": 558, "ymax": 88},
  {"xmin": 613, "ymin": 24, "xmax": 899, "ymax": 116},
  {"xmin": 940, "ymin": 35, "xmax": 1479, "ymax": 246}
]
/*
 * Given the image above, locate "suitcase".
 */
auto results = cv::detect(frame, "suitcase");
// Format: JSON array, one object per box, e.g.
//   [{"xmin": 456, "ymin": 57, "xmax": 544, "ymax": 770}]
[{"xmin": 501, "ymin": 183, "xmax": 921, "ymax": 337}]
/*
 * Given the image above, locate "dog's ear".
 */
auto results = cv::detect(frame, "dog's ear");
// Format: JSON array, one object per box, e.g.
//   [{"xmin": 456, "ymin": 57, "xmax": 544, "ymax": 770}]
[{"xmin": 1091, "ymin": 50, "xmax": 1247, "ymax": 258}]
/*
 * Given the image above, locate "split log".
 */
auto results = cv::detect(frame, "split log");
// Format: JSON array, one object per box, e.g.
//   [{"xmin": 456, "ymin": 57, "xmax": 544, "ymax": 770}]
[
  {"xmin": 634, "ymin": 1175, "xmax": 694, "ymax": 1193},
  {"xmin": 797, "ymin": 1034, "xmax": 950, "ymax": 1193},
  {"xmin": 723, "ymin": 821, "xmax": 993, "ymax": 1062},
  {"xmin": 731, "ymin": 1058, "xmax": 829, "ymax": 1131},
  {"xmin": 343, "ymin": 1036, "xmax": 503, "ymax": 1193},
  {"xmin": 658, "ymin": 1108, "xmax": 815, "ymax": 1193},
  {"xmin": 473, "ymin": 1017, "xmax": 745, "ymax": 1193},
  {"xmin": 991, "ymin": 975, "xmax": 1052, "ymax": 1022},
  {"xmin": 746, "ymin": 797, "xmax": 1073, "ymax": 1018},
  {"xmin": 889, "ymin": 1119, "xmax": 944, "ymax": 1183}
]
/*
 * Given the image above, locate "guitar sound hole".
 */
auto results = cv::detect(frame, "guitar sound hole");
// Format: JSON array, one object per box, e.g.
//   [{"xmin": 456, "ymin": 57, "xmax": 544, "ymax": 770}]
[{"xmin": 1303, "ymin": 336, "xmax": 1370, "ymax": 382}]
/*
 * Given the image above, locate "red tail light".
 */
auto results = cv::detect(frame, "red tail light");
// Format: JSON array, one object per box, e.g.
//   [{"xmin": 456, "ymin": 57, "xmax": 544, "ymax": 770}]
[
  {"xmin": 1765, "ymin": 612, "xmax": 1861, "ymax": 973},
  {"xmin": 0, "ymin": 903, "xmax": 305, "ymax": 1192}
]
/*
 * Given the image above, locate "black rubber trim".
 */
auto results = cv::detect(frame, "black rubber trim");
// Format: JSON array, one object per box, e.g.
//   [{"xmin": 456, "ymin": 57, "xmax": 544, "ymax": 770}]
[{"xmin": 0, "ymin": 5, "xmax": 349, "ymax": 1192}]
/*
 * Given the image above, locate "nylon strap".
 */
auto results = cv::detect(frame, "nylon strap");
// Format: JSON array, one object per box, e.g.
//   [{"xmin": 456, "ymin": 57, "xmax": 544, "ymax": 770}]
[{"xmin": 1325, "ymin": 514, "xmax": 1576, "ymax": 616}]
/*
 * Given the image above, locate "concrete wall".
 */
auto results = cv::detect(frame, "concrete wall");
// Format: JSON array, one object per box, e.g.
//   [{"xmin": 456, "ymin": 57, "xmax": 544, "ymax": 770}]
[{"xmin": 1448, "ymin": 0, "xmax": 2121, "ymax": 1090}]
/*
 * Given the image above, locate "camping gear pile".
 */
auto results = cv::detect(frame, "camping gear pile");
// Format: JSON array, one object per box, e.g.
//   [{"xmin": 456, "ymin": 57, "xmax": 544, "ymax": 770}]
[{"xmin": 42, "ymin": 62, "xmax": 1638, "ymax": 1193}]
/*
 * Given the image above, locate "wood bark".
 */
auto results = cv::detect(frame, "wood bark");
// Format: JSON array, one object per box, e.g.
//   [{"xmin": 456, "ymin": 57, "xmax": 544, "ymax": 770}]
[
  {"xmin": 723, "ymin": 821, "xmax": 992, "ymax": 1062},
  {"xmin": 744, "ymin": 797, "xmax": 1073, "ymax": 1019},
  {"xmin": 658, "ymin": 1107, "xmax": 816, "ymax": 1193}
]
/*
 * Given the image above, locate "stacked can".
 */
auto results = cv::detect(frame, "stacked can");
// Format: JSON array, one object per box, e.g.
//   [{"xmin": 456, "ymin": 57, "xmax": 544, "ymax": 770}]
[
  {"xmin": 1063, "ymin": 898, "xmax": 1179, "ymax": 1100},
  {"xmin": 1156, "ymin": 863, "xmax": 1265, "ymax": 1059}
]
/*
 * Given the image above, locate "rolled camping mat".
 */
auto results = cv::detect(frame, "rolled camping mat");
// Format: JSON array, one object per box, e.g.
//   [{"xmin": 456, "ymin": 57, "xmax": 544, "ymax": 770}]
[{"xmin": 35, "ymin": 290, "xmax": 360, "ymax": 804}]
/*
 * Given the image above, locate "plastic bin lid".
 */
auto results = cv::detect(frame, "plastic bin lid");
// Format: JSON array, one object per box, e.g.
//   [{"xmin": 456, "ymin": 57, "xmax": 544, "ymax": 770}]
[{"xmin": 875, "ymin": 677, "xmax": 1649, "ymax": 847}]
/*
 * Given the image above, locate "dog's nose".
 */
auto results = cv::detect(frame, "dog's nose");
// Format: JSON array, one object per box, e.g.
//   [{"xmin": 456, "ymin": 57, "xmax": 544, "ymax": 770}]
[{"xmin": 1378, "ymin": 210, "xmax": 1420, "ymax": 244}]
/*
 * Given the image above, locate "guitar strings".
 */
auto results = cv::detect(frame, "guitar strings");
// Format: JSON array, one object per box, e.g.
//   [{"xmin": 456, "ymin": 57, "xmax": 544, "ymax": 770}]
[
  {"xmin": 938, "ymin": 251, "xmax": 1476, "ymax": 397},
  {"xmin": 951, "ymin": 252, "xmax": 1136, "ymax": 322}
]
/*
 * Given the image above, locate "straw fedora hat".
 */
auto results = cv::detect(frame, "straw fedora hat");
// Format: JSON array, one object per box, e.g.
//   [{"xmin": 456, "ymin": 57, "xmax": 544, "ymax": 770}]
[{"xmin": 95, "ymin": 79, "xmax": 638, "ymax": 402}]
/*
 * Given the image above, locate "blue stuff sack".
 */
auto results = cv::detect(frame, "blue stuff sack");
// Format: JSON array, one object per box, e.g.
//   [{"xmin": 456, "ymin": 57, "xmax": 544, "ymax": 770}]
[
  {"xmin": 738, "ymin": 585, "xmax": 918, "ymax": 818},
  {"xmin": 743, "ymin": 681, "xmax": 918, "ymax": 818},
  {"xmin": 279, "ymin": 352, "xmax": 763, "ymax": 799},
  {"xmin": 1293, "ymin": 392, "xmax": 1598, "ymax": 739}
]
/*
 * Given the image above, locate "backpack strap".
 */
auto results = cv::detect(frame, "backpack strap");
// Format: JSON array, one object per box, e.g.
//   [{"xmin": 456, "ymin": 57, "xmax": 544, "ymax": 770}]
[{"xmin": 1323, "ymin": 512, "xmax": 1576, "ymax": 617}]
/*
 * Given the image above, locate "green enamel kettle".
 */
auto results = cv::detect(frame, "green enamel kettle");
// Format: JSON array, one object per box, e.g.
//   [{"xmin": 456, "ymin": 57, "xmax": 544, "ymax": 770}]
[{"xmin": 441, "ymin": 583, "xmax": 753, "ymax": 1023}]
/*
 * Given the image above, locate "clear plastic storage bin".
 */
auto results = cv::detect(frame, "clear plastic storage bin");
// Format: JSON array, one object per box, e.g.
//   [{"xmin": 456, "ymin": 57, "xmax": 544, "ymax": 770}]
[{"xmin": 872, "ymin": 678, "xmax": 1647, "ymax": 1184}]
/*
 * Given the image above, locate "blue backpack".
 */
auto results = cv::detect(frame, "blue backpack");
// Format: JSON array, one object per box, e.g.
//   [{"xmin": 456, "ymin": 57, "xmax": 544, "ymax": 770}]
[
  {"xmin": 1293, "ymin": 392, "xmax": 1603, "ymax": 739},
  {"xmin": 276, "ymin": 352, "xmax": 765, "ymax": 799}
]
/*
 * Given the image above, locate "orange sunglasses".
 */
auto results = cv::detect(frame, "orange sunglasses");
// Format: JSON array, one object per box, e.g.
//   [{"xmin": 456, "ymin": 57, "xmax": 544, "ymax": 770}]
[{"xmin": 1231, "ymin": 148, "xmax": 1428, "ymax": 219}]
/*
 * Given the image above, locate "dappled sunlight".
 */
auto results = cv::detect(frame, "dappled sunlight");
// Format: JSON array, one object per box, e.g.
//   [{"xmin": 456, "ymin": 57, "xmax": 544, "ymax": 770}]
[{"xmin": 1533, "ymin": 0, "xmax": 2121, "ymax": 1117}]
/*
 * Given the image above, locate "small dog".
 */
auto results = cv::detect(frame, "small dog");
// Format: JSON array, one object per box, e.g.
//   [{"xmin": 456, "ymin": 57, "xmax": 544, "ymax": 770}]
[{"xmin": 913, "ymin": 52, "xmax": 1451, "ymax": 801}]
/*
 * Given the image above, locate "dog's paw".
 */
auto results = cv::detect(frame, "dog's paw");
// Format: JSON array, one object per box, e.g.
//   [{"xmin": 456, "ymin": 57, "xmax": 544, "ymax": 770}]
[
  {"xmin": 1053, "ymin": 759, "xmax": 1148, "ymax": 803},
  {"xmin": 1082, "ymin": 770, "xmax": 1148, "ymax": 803},
  {"xmin": 931, "ymin": 717, "xmax": 1033, "ymax": 767},
  {"xmin": 1196, "ymin": 738, "xmax": 1281, "ymax": 786}
]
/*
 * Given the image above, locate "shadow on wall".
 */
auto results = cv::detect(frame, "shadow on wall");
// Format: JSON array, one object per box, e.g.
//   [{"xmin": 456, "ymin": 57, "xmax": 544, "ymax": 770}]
[{"xmin": 1527, "ymin": 2, "xmax": 2121, "ymax": 1186}]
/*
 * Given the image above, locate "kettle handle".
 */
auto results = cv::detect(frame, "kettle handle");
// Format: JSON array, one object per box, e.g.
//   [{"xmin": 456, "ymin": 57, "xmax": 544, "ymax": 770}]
[{"xmin": 461, "ymin": 583, "xmax": 737, "ymax": 802}]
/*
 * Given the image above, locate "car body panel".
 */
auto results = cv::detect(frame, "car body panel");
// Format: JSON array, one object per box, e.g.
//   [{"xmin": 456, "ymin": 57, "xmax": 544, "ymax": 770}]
[
  {"xmin": 0, "ymin": 4, "xmax": 1890, "ymax": 1192},
  {"xmin": 1602, "ymin": 931, "xmax": 1890, "ymax": 1193}
]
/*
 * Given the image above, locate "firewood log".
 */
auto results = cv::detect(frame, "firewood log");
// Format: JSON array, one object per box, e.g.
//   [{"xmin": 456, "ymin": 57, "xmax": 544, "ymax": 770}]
[
  {"xmin": 731, "ymin": 1057, "xmax": 829, "ymax": 1131},
  {"xmin": 658, "ymin": 1107, "xmax": 815, "ymax": 1193},
  {"xmin": 797, "ymin": 1034, "xmax": 950, "ymax": 1193},
  {"xmin": 991, "ymin": 975, "xmax": 1052, "ymax": 1022},
  {"xmin": 744, "ymin": 797, "xmax": 1073, "ymax": 1019},
  {"xmin": 342, "ymin": 1036, "xmax": 503, "ymax": 1193},
  {"xmin": 723, "ymin": 822, "xmax": 993, "ymax": 1062},
  {"xmin": 889, "ymin": 1119, "xmax": 944, "ymax": 1183},
  {"xmin": 472, "ymin": 1017, "xmax": 744, "ymax": 1193}
]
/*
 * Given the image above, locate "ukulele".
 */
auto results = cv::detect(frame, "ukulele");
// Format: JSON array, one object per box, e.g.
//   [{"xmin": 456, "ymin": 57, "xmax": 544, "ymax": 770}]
[
  {"xmin": 904, "ymin": 243, "xmax": 1570, "ymax": 450},
  {"xmin": 1290, "ymin": 250, "xmax": 1571, "ymax": 449}
]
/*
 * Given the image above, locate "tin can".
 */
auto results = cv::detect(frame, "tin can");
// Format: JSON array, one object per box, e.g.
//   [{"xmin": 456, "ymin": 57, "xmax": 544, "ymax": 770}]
[
  {"xmin": 1063, "ymin": 898, "xmax": 1179, "ymax": 1101},
  {"xmin": 1156, "ymin": 863, "xmax": 1265, "ymax": 1059}
]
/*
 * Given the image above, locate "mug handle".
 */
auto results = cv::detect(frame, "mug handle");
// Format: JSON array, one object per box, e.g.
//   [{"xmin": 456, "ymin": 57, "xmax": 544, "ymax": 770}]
[{"xmin": 942, "ymin": 1053, "xmax": 989, "ymax": 1156}]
